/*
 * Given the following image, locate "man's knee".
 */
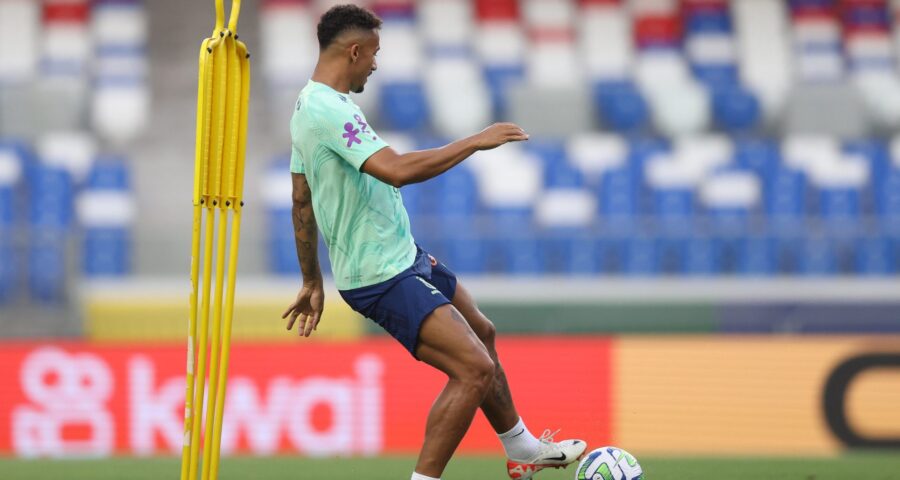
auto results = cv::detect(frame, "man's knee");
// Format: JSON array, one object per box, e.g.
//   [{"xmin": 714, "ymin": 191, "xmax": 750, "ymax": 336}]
[
  {"xmin": 462, "ymin": 353, "xmax": 495, "ymax": 396},
  {"xmin": 478, "ymin": 317, "xmax": 497, "ymax": 347}
]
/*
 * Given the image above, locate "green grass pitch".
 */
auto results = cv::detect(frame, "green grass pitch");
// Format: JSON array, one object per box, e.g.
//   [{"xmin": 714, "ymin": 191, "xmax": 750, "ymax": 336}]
[{"xmin": 1, "ymin": 453, "xmax": 899, "ymax": 479}]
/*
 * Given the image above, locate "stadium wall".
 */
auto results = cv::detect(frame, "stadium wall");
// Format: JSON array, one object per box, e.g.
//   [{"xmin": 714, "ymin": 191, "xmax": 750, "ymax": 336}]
[{"xmin": 0, "ymin": 337, "xmax": 897, "ymax": 458}]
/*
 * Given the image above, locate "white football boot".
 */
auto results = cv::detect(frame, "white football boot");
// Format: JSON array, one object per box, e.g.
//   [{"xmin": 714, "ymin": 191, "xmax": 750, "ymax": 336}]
[{"xmin": 506, "ymin": 429, "xmax": 587, "ymax": 479}]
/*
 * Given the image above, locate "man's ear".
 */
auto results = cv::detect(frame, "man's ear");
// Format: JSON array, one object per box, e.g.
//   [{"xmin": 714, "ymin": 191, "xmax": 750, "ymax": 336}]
[{"xmin": 349, "ymin": 43, "xmax": 360, "ymax": 63}]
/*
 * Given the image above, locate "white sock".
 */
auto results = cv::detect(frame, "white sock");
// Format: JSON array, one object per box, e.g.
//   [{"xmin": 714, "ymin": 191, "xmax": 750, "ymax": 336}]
[
  {"xmin": 497, "ymin": 417, "xmax": 542, "ymax": 461},
  {"xmin": 411, "ymin": 473, "xmax": 440, "ymax": 480}
]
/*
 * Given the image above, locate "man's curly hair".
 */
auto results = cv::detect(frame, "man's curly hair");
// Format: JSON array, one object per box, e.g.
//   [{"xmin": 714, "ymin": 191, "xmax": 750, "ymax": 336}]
[{"xmin": 317, "ymin": 4, "xmax": 383, "ymax": 50}]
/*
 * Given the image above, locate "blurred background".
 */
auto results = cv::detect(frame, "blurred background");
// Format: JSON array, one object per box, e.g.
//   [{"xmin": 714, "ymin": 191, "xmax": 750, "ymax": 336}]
[{"xmin": 0, "ymin": 0, "xmax": 899, "ymax": 478}]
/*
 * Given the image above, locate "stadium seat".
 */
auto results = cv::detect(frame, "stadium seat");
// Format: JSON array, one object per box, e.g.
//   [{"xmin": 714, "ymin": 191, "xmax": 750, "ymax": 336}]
[
  {"xmin": 799, "ymin": 236, "xmax": 837, "ymax": 276},
  {"xmin": 623, "ymin": 236, "xmax": 658, "ymax": 276},
  {"xmin": 380, "ymin": 82, "xmax": 429, "ymax": 131},
  {"xmin": 579, "ymin": 4, "xmax": 631, "ymax": 82},
  {"xmin": 0, "ymin": 0, "xmax": 39, "ymax": 82},
  {"xmin": 566, "ymin": 133, "xmax": 627, "ymax": 186},
  {"xmin": 684, "ymin": 235, "xmax": 719, "ymax": 275},
  {"xmin": 712, "ymin": 86, "xmax": 761, "ymax": 131},
  {"xmin": 77, "ymin": 157, "xmax": 134, "ymax": 276},
  {"xmin": 701, "ymin": 170, "xmax": 761, "ymax": 234},
  {"xmin": 593, "ymin": 81, "xmax": 649, "ymax": 132},
  {"xmin": 426, "ymin": 57, "xmax": 491, "ymax": 137},
  {"xmin": 855, "ymin": 236, "xmax": 894, "ymax": 275},
  {"xmin": 435, "ymin": 166, "xmax": 480, "ymax": 228},
  {"xmin": 738, "ymin": 236, "xmax": 776, "ymax": 275}
]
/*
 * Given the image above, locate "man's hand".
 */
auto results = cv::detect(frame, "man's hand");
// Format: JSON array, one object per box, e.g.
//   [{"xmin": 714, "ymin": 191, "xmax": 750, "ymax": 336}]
[
  {"xmin": 282, "ymin": 281, "xmax": 325, "ymax": 337},
  {"xmin": 472, "ymin": 122, "xmax": 529, "ymax": 151}
]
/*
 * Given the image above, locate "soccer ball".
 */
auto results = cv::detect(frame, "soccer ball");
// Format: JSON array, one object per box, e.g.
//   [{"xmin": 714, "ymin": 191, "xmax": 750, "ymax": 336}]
[{"xmin": 574, "ymin": 446, "xmax": 643, "ymax": 480}]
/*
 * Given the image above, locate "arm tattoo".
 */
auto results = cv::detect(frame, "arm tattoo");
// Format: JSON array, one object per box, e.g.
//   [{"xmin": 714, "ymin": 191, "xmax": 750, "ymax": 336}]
[{"xmin": 291, "ymin": 174, "xmax": 321, "ymax": 282}]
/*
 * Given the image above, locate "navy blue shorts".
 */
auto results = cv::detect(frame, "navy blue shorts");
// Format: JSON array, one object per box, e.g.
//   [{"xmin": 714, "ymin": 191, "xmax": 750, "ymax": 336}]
[{"xmin": 339, "ymin": 245, "xmax": 458, "ymax": 358}]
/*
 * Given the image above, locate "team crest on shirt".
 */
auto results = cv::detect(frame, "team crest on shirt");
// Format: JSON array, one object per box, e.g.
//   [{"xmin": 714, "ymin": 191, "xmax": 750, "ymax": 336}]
[{"xmin": 342, "ymin": 122, "xmax": 362, "ymax": 147}]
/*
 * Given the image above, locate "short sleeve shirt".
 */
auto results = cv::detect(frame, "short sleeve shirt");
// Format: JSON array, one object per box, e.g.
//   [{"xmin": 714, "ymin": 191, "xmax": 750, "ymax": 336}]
[{"xmin": 289, "ymin": 80, "xmax": 416, "ymax": 290}]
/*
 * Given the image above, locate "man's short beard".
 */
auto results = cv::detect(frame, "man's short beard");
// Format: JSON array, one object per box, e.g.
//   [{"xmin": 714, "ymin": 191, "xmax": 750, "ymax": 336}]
[{"xmin": 353, "ymin": 85, "xmax": 365, "ymax": 94}]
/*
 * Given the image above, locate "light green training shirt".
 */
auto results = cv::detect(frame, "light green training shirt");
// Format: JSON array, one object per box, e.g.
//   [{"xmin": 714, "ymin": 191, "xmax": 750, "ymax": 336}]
[{"xmin": 289, "ymin": 80, "xmax": 416, "ymax": 290}]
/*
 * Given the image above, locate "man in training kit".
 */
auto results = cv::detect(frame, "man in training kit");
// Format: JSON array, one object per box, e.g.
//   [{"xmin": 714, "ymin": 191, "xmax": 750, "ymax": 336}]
[{"xmin": 281, "ymin": 5, "xmax": 586, "ymax": 480}]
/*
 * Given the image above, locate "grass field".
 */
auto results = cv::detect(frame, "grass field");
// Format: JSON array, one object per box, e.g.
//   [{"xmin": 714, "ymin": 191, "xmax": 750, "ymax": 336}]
[{"xmin": 2, "ymin": 453, "xmax": 900, "ymax": 480}]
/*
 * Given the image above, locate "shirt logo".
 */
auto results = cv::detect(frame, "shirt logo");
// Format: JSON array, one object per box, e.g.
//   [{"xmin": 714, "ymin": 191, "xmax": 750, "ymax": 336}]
[
  {"xmin": 342, "ymin": 122, "xmax": 362, "ymax": 148},
  {"xmin": 338, "ymin": 94, "xmax": 347, "ymax": 102},
  {"xmin": 354, "ymin": 114, "xmax": 370, "ymax": 133}
]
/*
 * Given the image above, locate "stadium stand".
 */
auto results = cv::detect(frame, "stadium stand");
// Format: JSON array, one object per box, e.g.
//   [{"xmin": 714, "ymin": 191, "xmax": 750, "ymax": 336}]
[{"xmin": 4, "ymin": 0, "xmax": 900, "ymax": 311}]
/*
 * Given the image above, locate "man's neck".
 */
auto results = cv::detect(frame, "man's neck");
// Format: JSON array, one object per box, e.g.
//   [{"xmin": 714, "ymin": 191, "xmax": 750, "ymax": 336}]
[{"xmin": 311, "ymin": 63, "xmax": 351, "ymax": 94}]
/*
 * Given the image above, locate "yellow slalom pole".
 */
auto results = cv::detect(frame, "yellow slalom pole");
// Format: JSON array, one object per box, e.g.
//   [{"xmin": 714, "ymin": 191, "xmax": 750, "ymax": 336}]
[
  {"xmin": 181, "ymin": 34, "xmax": 213, "ymax": 480},
  {"xmin": 207, "ymin": 38, "xmax": 249, "ymax": 479},
  {"xmin": 207, "ymin": 210, "xmax": 241, "ymax": 480},
  {"xmin": 200, "ymin": 207, "xmax": 228, "ymax": 480},
  {"xmin": 189, "ymin": 202, "xmax": 216, "ymax": 478},
  {"xmin": 183, "ymin": 30, "xmax": 220, "ymax": 480},
  {"xmin": 184, "ymin": 1, "xmax": 250, "ymax": 477}
]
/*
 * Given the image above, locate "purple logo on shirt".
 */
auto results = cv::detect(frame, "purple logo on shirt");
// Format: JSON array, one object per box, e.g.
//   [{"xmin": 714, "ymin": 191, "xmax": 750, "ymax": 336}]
[
  {"xmin": 342, "ymin": 122, "xmax": 361, "ymax": 148},
  {"xmin": 354, "ymin": 114, "xmax": 370, "ymax": 133}
]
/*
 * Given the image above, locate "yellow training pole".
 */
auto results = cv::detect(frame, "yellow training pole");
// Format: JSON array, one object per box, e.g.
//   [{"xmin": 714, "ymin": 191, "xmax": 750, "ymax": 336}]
[
  {"xmin": 207, "ymin": 36, "xmax": 249, "ymax": 480},
  {"xmin": 181, "ymin": 33, "xmax": 213, "ymax": 480},
  {"xmin": 182, "ymin": 0, "xmax": 249, "ymax": 477}
]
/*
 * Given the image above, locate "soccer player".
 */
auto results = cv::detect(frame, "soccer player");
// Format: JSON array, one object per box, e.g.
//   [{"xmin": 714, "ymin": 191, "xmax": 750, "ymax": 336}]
[{"xmin": 281, "ymin": 5, "xmax": 586, "ymax": 480}]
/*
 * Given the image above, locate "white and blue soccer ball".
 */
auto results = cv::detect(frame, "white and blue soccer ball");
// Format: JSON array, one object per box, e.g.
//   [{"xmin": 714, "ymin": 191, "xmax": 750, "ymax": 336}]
[{"xmin": 575, "ymin": 446, "xmax": 643, "ymax": 480}]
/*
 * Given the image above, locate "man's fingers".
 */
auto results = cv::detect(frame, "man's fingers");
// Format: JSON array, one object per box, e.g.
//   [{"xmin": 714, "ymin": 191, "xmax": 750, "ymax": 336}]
[
  {"xmin": 312, "ymin": 312, "xmax": 321, "ymax": 331},
  {"xmin": 281, "ymin": 304, "xmax": 295, "ymax": 319},
  {"xmin": 297, "ymin": 313, "xmax": 309, "ymax": 336},
  {"xmin": 305, "ymin": 313, "xmax": 320, "ymax": 336},
  {"xmin": 286, "ymin": 311, "xmax": 298, "ymax": 330}
]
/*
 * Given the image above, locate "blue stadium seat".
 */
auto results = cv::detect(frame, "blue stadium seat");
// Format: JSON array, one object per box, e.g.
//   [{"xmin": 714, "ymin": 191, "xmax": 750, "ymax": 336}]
[
  {"xmin": 30, "ymin": 165, "xmax": 73, "ymax": 229},
  {"xmin": 541, "ymin": 229, "xmax": 597, "ymax": 275},
  {"xmin": 444, "ymin": 236, "xmax": 486, "ymax": 274},
  {"xmin": 483, "ymin": 65, "xmax": 525, "ymax": 117},
  {"xmin": 693, "ymin": 64, "xmax": 739, "ymax": 87},
  {"xmin": 653, "ymin": 189, "xmax": 695, "ymax": 223},
  {"xmin": 0, "ymin": 234, "xmax": 13, "ymax": 303},
  {"xmin": 738, "ymin": 236, "xmax": 776, "ymax": 276},
  {"xmin": 624, "ymin": 236, "xmax": 658, "ymax": 275},
  {"xmin": 656, "ymin": 236, "xmax": 687, "ymax": 273},
  {"xmin": 534, "ymin": 141, "xmax": 584, "ymax": 189},
  {"xmin": 593, "ymin": 81, "xmax": 649, "ymax": 132},
  {"xmin": 268, "ymin": 208, "xmax": 298, "ymax": 275},
  {"xmin": 598, "ymin": 168, "xmax": 639, "ymax": 228},
  {"xmin": 734, "ymin": 137, "xmax": 779, "ymax": 175},
  {"xmin": 712, "ymin": 87, "xmax": 761, "ymax": 131},
  {"xmin": 685, "ymin": 11, "xmax": 732, "ymax": 34},
  {"xmin": 28, "ymin": 231, "xmax": 67, "ymax": 303},
  {"xmin": 773, "ymin": 235, "xmax": 803, "ymax": 274},
  {"xmin": 435, "ymin": 166, "xmax": 479, "ymax": 228},
  {"xmin": 380, "ymin": 82, "xmax": 429, "ymax": 131},
  {"xmin": 81, "ymin": 158, "xmax": 132, "ymax": 276},
  {"xmin": 855, "ymin": 236, "xmax": 894, "ymax": 275},
  {"xmin": 684, "ymin": 236, "xmax": 719, "ymax": 275},
  {"xmin": 765, "ymin": 168, "xmax": 808, "ymax": 230},
  {"xmin": 799, "ymin": 237, "xmax": 837, "ymax": 275},
  {"xmin": 505, "ymin": 234, "xmax": 542, "ymax": 274},
  {"xmin": 818, "ymin": 187, "xmax": 862, "ymax": 229},
  {"xmin": 876, "ymin": 167, "xmax": 900, "ymax": 221}
]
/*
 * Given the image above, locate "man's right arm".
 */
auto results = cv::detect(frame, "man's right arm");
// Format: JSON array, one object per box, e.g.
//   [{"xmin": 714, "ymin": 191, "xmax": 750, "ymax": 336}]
[
  {"xmin": 282, "ymin": 172, "xmax": 325, "ymax": 337},
  {"xmin": 291, "ymin": 172, "xmax": 322, "ymax": 283},
  {"xmin": 361, "ymin": 122, "xmax": 528, "ymax": 188}
]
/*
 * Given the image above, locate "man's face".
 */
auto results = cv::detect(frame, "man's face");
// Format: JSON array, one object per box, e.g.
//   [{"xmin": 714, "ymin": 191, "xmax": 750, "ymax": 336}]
[{"xmin": 349, "ymin": 30, "xmax": 379, "ymax": 94}]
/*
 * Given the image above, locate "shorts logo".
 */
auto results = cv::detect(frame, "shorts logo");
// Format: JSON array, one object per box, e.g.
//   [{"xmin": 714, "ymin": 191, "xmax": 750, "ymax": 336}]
[
  {"xmin": 427, "ymin": 254, "xmax": 438, "ymax": 267},
  {"xmin": 415, "ymin": 277, "xmax": 440, "ymax": 295}
]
